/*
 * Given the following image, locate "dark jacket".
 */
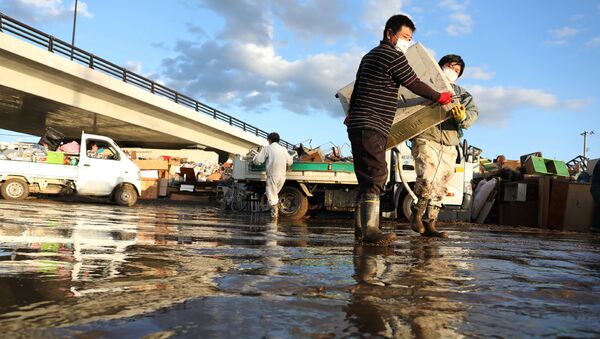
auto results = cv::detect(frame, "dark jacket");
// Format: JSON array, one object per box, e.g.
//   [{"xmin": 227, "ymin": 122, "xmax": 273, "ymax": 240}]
[{"xmin": 591, "ymin": 161, "xmax": 600, "ymax": 195}]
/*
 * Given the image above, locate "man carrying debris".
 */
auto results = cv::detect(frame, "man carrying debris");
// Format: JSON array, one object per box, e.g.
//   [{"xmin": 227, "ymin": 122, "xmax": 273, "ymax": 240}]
[
  {"xmin": 347, "ymin": 14, "xmax": 453, "ymax": 245},
  {"xmin": 410, "ymin": 54, "xmax": 479, "ymax": 238},
  {"xmin": 253, "ymin": 132, "xmax": 293, "ymax": 219}
]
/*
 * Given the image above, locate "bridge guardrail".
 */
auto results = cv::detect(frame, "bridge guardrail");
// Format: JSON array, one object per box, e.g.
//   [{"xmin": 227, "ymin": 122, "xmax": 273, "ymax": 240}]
[{"xmin": 0, "ymin": 12, "xmax": 294, "ymax": 150}]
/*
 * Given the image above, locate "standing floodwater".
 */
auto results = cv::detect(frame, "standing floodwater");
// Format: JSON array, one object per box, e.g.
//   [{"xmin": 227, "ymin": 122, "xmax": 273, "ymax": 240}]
[{"xmin": 0, "ymin": 199, "xmax": 599, "ymax": 338}]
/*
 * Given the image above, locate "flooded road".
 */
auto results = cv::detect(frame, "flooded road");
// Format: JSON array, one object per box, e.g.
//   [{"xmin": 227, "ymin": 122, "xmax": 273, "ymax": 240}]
[{"xmin": 1, "ymin": 199, "xmax": 599, "ymax": 338}]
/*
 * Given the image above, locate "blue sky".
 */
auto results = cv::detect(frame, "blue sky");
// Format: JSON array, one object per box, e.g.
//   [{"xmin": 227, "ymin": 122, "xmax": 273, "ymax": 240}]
[{"xmin": 1, "ymin": 0, "xmax": 599, "ymax": 161}]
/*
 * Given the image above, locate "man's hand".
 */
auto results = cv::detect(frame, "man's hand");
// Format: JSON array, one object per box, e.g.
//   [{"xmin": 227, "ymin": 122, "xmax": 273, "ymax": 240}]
[
  {"xmin": 450, "ymin": 104, "xmax": 467, "ymax": 122},
  {"xmin": 437, "ymin": 91, "xmax": 452, "ymax": 105}
]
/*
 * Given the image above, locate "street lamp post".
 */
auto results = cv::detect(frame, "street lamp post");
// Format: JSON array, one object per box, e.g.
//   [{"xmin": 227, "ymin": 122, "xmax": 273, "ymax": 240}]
[
  {"xmin": 70, "ymin": 0, "xmax": 78, "ymax": 60},
  {"xmin": 581, "ymin": 130, "xmax": 595, "ymax": 159}
]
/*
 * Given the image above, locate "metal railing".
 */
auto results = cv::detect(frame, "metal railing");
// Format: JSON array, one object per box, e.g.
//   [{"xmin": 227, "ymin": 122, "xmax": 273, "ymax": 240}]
[{"xmin": 0, "ymin": 12, "xmax": 294, "ymax": 150}]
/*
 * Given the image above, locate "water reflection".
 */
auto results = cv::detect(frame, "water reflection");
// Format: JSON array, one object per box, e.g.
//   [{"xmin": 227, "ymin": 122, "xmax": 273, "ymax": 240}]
[
  {"xmin": 0, "ymin": 201, "xmax": 599, "ymax": 337},
  {"xmin": 347, "ymin": 238, "xmax": 467, "ymax": 338},
  {"xmin": 0, "ymin": 201, "xmax": 232, "ymax": 333}
]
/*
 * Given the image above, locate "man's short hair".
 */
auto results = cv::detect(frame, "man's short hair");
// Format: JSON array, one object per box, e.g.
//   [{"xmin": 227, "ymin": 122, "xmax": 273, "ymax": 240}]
[
  {"xmin": 383, "ymin": 14, "xmax": 416, "ymax": 39},
  {"xmin": 267, "ymin": 132, "xmax": 280, "ymax": 143},
  {"xmin": 438, "ymin": 54, "xmax": 465, "ymax": 77}
]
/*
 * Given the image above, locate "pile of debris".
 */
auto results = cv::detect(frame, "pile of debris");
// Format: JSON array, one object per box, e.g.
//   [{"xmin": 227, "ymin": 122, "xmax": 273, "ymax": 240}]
[
  {"xmin": 294, "ymin": 144, "xmax": 353, "ymax": 163},
  {"xmin": 129, "ymin": 152, "xmax": 232, "ymax": 201},
  {"xmin": 472, "ymin": 151, "xmax": 595, "ymax": 232}
]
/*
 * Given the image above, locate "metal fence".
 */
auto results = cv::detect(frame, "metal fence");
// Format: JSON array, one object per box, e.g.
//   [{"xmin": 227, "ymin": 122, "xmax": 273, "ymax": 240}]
[{"xmin": 0, "ymin": 12, "xmax": 294, "ymax": 150}]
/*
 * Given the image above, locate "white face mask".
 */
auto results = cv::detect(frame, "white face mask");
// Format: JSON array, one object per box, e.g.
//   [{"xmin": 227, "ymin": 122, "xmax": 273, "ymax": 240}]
[
  {"xmin": 443, "ymin": 67, "xmax": 459, "ymax": 83},
  {"xmin": 394, "ymin": 38, "xmax": 410, "ymax": 54}
]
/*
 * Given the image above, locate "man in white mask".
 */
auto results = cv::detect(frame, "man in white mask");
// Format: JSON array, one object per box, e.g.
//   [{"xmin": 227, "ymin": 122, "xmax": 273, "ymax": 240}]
[
  {"xmin": 409, "ymin": 54, "xmax": 479, "ymax": 238},
  {"xmin": 346, "ymin": 14, "xmax": 453, "ymax": 246}
]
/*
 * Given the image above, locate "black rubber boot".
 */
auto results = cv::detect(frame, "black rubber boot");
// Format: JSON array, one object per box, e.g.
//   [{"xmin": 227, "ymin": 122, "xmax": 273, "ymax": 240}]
[
  {"xmin": 410, "ymin": 198, "xmax": 428, "ymax": 234},
  {"xmin": 422, "ymin": 206, "xmax": 448, "ymax": 238},
  {"xmin": 354, "ymin": 203, "xmax": 362, "ymax": 243},
  {"xmin": 360, "ymin": 194, "xmax": 397, "ymax": 246}
]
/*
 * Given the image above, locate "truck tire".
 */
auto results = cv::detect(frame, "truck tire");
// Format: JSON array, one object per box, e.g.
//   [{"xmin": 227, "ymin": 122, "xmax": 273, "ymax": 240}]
[
  {"xmin": 279, "ymin": 186, "xmax": 308, "ymax": 219},
  {"xmin": 1, "ymin": 178, "xmax": 29, "ymax": 201},
  {"xmin": 401, "ymin": 193, "xmax": 415, "ymax": 221},
  {"xmin": 114, "ymin": 184, "xmax": 138, "ymax": 207}
]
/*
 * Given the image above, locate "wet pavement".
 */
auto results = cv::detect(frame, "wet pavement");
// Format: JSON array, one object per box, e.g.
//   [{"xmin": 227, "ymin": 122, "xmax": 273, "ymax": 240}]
[{"xmin": 1, "ymin": 199, "xmax": 599, "ymax": 338}]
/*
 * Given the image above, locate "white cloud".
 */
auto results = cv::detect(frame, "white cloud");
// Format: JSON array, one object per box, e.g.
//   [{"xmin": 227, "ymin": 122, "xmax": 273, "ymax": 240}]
[
  {"xmin": 550, "ymin": 26, "xmax": 579, "ymax": 39},
  {"xmin": 159, "ymin": 0, "xmax": 367, "ymax": 116},
  {"xmin": 585, "ymin": 36, "xmax": 600, "ymax": 48},
  {"xmin": 363, "ymin": 0, "xmax": 405, "ymax": 34},
  {"xmin": 466, "ymin": 85, "xmax": 592, "ymax": 126},
  {"xmin": 0, "ymin": 0, "xmax": 93, "ymax": 22},
  {"xmin": 442, "ymin": 0, "xmax": 474, "ymax": 36},
  {"xmin": 124, "ymin": 61, "xmax": 142, "ymax": 74},
  {"xmin": 462, "ymin": 66, "xmax": 495, "ymax": 80},
  {"xmin": 546, "ymin": 26, "xmax": 579, "ymax": 45},
  {"xmin": 271, "ymin": 0, "xmax": 351, "ymax": 42},
  {"xmin": 161, "ymin": 39, "xmax": 362, "ymax": 115}
]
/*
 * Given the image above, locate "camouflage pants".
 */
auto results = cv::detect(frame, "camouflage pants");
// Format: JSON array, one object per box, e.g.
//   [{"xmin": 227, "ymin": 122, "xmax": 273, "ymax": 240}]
[{"xmin": 412, "ymin": 138, "xmax": 457, "ymax": 215}]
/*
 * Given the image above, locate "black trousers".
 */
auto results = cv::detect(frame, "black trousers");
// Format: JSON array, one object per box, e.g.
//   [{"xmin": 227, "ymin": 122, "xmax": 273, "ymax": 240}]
[
  {"xmin": 348, "ymin": 129, "xmax": 388, "ymax": 198},
  {"xmin": 593, "ymin": 192, "xmax": 600, "ymax": 229}
]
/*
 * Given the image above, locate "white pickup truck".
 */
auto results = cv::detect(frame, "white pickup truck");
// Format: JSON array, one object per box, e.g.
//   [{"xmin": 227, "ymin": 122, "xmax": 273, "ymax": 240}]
[
  {"xmin": 0, "ymin": 132, "xmax": 141, "ymax": 206},
  {"xmin": 227, "ymin": 140, "xmax": 481, "ymax": 220}
]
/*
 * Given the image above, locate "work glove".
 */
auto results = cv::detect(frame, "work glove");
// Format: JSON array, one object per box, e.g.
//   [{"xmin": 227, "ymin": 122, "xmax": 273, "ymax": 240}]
[
  {"xmin": 450, "ymin": 104, "xmax": 467, "ymax": 122},
  {"xmin": 436, "ymin": 91, "xmax": 452, "ymax": 105}
]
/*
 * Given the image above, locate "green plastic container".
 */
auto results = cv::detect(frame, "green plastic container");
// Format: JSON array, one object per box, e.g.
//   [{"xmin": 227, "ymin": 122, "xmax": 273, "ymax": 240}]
[
  {"xmin": 544, "ymin": 159, "xmax": 569, "ymax": 177},
  {"xmin": 46, "ymin": 151, "xmax": 65, "ymax": 165}
]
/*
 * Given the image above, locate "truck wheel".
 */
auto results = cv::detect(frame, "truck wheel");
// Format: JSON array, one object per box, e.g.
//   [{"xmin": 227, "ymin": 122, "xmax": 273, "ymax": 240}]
[
  {"xmin": 279, "ymin": 186, "xmax": 308, "ymax": 219},
  {"xmin": 401, "ymin": 193, "xmax": 415, "ymax": 221},
  {"xmin": 1, "ymin": 178, "xmax": 29, "ymax": 201},
  {"xmin": 114, "ymin": 184, "xmax": 138, "ymax": 207}
]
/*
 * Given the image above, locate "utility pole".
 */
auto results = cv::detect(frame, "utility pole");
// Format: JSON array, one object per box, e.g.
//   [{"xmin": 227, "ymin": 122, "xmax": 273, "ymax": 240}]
[
  {"xmin": 70, "ymin": 0, "xmax": 78, "ymax": 60},
  {"xmin": 581, "ymin": 130, "xmax": 595, "ymax": 159}
]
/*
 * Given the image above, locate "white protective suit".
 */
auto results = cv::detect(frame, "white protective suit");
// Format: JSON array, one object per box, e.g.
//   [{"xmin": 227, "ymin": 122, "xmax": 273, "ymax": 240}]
[{"xmin": 253, "ymin": 142, "xmax": 293, "ymax": 206}]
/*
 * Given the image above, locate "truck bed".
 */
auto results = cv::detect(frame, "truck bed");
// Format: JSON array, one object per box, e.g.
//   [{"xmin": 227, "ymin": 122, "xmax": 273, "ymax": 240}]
[
  {"xmin": 232, "ymin": 157, "xmax": 358, "ymax": 185},
  {"xmin": 0, "ymin": 159, "xmax": 78, "ymax": 181}
]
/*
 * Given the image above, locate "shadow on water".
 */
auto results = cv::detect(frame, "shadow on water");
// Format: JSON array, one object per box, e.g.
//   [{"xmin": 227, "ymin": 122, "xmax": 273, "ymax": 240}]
[{"xmin": 0, "ymin": 199, "xmax": 599, "ymax": 338}]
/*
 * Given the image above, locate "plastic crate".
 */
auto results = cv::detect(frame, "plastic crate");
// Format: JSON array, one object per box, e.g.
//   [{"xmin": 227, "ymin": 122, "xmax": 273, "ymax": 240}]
[
  {"xmin": 545, "ymin": 160, "xmax": 569, "ymax": 177},
  {"xmin": 524, "ymin": 156, "xmax": 549, "ymax": 175},
  {"xmin": 46, "ymin": 151, "xmax": 65, "ymax": 164}
]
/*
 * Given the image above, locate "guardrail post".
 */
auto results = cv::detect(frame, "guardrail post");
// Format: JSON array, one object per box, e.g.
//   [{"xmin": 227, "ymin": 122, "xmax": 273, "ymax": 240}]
[
  {"xmin": 88, "ymin": 55, "xmax": 94, "ymax": 69},
  {"xmin": 229, "ymin": 116, "xmax": 232, "ymax": 125},
  {"xmin": 213, "ymin": 109, "xmax": 217, "ymax": 119},
  {"xmin": 195, "ymin": 101, "xmax": 199, "ymax": 112},
  {"xmin": 0, "ymin": 16, "xmax": 4, "ymax": 32},
  {"xmin": 174, "ymin": 92, "xmax": 179, "ymax": 103},
  {"xmin": 48, "ymin": 37, "xmax": 54, "ymax": 52},
  {"xmin": 150, "ymin": 82, "xmax": 155, "ymax": 93},
  {"xmin": 123, "ymin": 69, "xmax": 127, "ymax": 82},
  {"xmin": 243, "ymin": 123, "xmax": 246, "ymax": 132}
]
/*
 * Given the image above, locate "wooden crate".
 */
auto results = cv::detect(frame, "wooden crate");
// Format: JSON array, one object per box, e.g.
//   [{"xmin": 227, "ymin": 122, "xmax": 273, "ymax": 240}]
[{"xmin": 140, "ymin": 178, "xmax": 159, "ymax": 200}]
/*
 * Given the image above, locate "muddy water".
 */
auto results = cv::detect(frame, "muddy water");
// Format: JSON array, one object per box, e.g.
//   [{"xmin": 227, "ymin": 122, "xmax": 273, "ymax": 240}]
[{"xmin": 0, "ymin": 199, "xmax": 599, "ymax": 338}]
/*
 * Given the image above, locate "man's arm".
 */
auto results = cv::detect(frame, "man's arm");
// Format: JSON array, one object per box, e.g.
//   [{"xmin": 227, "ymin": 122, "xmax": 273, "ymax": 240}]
[
  {"xmin": 389, "ymin": 53, "xmax": 449, "ymax": 104},
  {"xmin": 253, "ymin": 146, "xmax": 267, "ymax": 165}
]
